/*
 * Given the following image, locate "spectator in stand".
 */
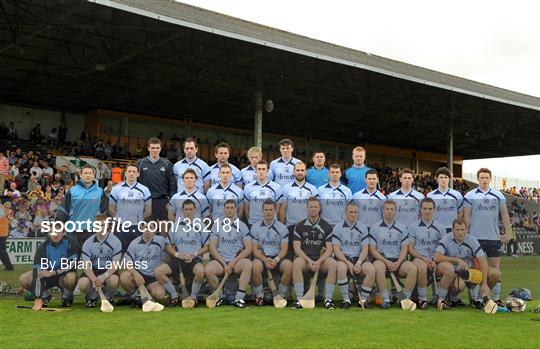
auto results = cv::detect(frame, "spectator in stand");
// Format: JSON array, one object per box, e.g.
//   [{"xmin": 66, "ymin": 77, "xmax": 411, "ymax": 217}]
[
  {"xmin": 135, "ymin": 143, "xmax": 143, "ymax": 158},
  {"xmin": 48, "ymin": 128, "xmax": 58, "ymax": 148},
  {"xmin": 80, "ymin": 127, "xmax": 91, "ymax": 143},
  {"xmin": 0, "ymin": 202, "xmax": 13, "ymax": 270},
  {"xmin": 58, "ymin": 121, "xmax": 67, "ymax": 146},
  {"xmin": 29, "ymin": 161, "xmax": 42, "ymax": 179},
  {"xmin": 4, "ymin": 182, "xmax": 21, "ymax": 198},
  {"xmin": 0, "ymin": 152, "xmax": 9, "ymax": 194},
  {"xmin": 30, "ymin": 124, "xmax": 42, "ymax": 143},
  {"xmin": 7, "ymin": 121, "xmax": 17, "ymax": 140}
]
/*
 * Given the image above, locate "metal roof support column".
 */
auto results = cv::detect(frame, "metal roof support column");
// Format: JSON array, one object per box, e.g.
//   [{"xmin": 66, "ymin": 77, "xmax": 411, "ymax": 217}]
[
  {"xmin": 448, "ymin": 113, "xmax": 454, "ymax": 189},
  {"xmin": 254, "ymin": 90, "xmax": 263, "ymax": 148}
]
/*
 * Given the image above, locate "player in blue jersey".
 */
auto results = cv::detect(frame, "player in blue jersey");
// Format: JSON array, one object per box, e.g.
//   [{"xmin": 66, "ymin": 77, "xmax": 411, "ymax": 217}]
[
  {"xmin": 270, "ymin": 139, "xmax": 301, "ymax": 187},
  {"xmin": 306, "ymin": 150, "xmax": 329, "ymax": 188},
  {"xmin": 387, "ymin": 168, "xmax": 425, "ymax": 226},
  {"xmin": 407, "ymin": 198, "xmax": 446, "ymax": 309},
  {"xmin": 434, "ymin": 218, "xmax": 500, "ymax": 310},
  {"xmin": 332, "ymin": 203, "xmax": 374, "ymax": 308},
  {"xmin": 203, "ymin": 142, "xmax": 242, "ymax": 191},
  {"xmin": 250, "ymin": 199, "xmax": 292, "ymax": 305},
  {"xmin": 427, "ymin": 167, "xmax": 464, "ymax": 233},
  {"xmin": 206, "ymin": 164, "xmax": 244, "ymax": 220},
  {"xmin": 168, "ymin": 168, "xmax": 209, "ymax": 222},
  {"xmin": 370, "ymin": 200, "xmax": 417, "ymax": 309},
  {"xmin": 244, "ymin": 160, "xmax": 282, "ymax": 225},
  {"xmin": 352, "ymin": 169, "xmax": 386, "ymax": 227},
  {"xmin": 344, "ymin": 146, "xmax": 370, "ymax": 194},
  {"xmin": 109, "ymin": 165, "xmax": 152, "ymax": 251},
  {"xmin": 462, "ymin": 168, "xmax": 511, "ymax": 306},
  {"xmin": 77, "ymin": 214, "xmax": 122, "ymax": 307},
  {"xmin": 241, "ymin": 146, "xmax": 274, "ymax": 186},
  {"xmin": 318, "ymin": 164, "xmax": 352, "ymax": 225},
  {"xmin": 205, "ymin": 200, "xmax": 252, "ymax": 308},
  {"xmin": 173, "ymin": 137, "xmax": 210, "ymax": 193},
  {"xmin": 279, "ymin": 162, "xmax": 318, "ymax": 228}
]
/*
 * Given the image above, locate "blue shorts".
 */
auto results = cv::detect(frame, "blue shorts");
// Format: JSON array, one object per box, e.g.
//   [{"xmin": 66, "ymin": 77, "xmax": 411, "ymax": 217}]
[{"xmin": 478, "ymin": 240, "xmax": 501, "ymax": 258}]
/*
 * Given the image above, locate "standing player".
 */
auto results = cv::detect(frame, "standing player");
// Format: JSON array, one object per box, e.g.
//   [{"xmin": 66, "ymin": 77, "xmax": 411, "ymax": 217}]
[
  {"xmin": 387, "ymin": 168, "xmax": 425, "ymax": 226},
  {"xmin": 332, "ymin": 203, "xmax": 375, "ymax": 308},
  {"xmin": 173, "ymin": 137, "xmax": 210, "ymax": 193},
  {"xmin": 352, "ymin": 169, "xmax": 386, "ymax": 228},
  {"xmin": 463, "ymin": 168, "xmax": 511, "ymax": 306},
  {"xmin": 168, "ymin": 168, "xmax": 209, "ymax": 222},
  {"xmin": 279, "ymin": 162, "xmax": 318, "ymax": 228},
  {"xmin": 291, "ymin": 197, "xmax": 337, "ymax": 310},
  {"xmin": 427, "ymin": 167, "xmax": 464, "ymax": 233},
  {"xmin": 344, "ymin": 146, "xmax": 370, "ymax": 194},
  {"xmin": 205, "ymin": 200, "xmax": 252, "ymax": 308},
  {"xmin": 156, "ymin": 200, "xmax": 209, "ymax": 306},
  {"xmin": 77, "ymin": 214, "xmax": 122, "ymax": 307},
  {"xmin": 244, "ymin": 160, "xmax": 282, "ymax": 226},
  {"xmin": 240, "ymin": 146, "xmax": 274, "ymax": 186},
  {"xmin": 306, "ymin": 150, "xmax": 329, "ymax": 188},
  {"xmin": 206, "ymin": 164, "xmax": 244, "ymax": 220},
  {"xmin": 203, "ymin": 142, "xmax": 242, "ymax": 191},
  {"xmin": 19, "ymin": 229, "xmax": 79, "ymax": 310},
  {"xmin": 270, "ymin": 139, "xmax": 300, "ymax": 187},
  {"xmin": 434, "ymin": 218, "xmax": 500, "ymax": 310},
  {"xmin": 407, "ymin": 198, "xmax": 446, "ymax": 309},
  {"xmin": 370, "ymin": 200, "xmax": 417, "ymax": 309},
  {"xmin": 318, "ymin": 164, "xmax": 352, "ymax": 226},
  {"xmin": 109, "ymin": 165, "xmax": 152, "ymax": 252},
  {"xmin": 250, "ymin": 199, "xmax": 292, "ymax": 305},
  {"xmin": 120, "ymin": 224, "xmax": 170, "ymax": 304},
  {"xmin": 136, "ymin": 137, "xmax": 177, "ymax": 220}
]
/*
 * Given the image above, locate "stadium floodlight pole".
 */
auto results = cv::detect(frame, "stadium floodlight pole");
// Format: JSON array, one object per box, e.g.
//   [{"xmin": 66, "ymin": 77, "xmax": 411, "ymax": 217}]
[
  {"xmin": 447, "ymin": 113, "xmax": 454, "ymax": 189},
  {"xmin": 255, "ymin": 90, "xmax": 263, "ymax": 148}
]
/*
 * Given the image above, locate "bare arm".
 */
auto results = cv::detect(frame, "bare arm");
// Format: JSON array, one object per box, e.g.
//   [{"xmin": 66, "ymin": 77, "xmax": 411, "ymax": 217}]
[
  {"xmin": 293, "ymin": 240, "xmax": 313, "ymax": 264},
  {"xmin": 278, "ymin": 203, "xmax": 287, "ymax": 224}
]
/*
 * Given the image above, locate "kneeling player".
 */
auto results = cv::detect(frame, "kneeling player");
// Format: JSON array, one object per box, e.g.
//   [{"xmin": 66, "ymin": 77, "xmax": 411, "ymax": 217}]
[
  {"xmin": 433, "ymin": 218, "xmax": 500, "ymax": 310},
  {"xmin": 120, "ymin": 224, "xmax": 169, "ymax": 305},
  {"xmin": 407, "ymin": 198, "xmax": 445, "ymax": 309},
  {"xmin": 370, "ymin": 200, "xmax": 417, "ymax": 309},
  {"xmin": 333, "ymin": 202, "xmax": 374, "ymax": 308},
  {"xmin": 291, "ymin": 197, "xmax": 337, "ymax": 310},
  {"xmin": 19, "ymin": 229, "xmax": 79, "ymax": 310},
  {"xmin": 205, "ymin": 200, "xmax": 252, "ymax": 308},
  {"xmin": 77, "ymin": 214, "xmax": 122, "ymax": 307},
  {"xmin": 156, "ymin": 199, "xmax": 208, "ymax": 306},
  {"xmin": 251, "ymin": 199, "xmax": 292, "ymax": 305}
]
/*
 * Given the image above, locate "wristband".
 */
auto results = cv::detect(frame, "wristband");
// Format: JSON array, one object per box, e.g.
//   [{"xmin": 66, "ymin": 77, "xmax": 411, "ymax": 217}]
[
  {"xmin": 103, "ymin": 271, "xmax": 110, "ymax": 279},
  {"xmin": 174, "ymin": 252, "xmax": 181, "ymax": 259},
  {"xmin": 274, "ymin": 256, "xmax": 280, "ymax": 263}
]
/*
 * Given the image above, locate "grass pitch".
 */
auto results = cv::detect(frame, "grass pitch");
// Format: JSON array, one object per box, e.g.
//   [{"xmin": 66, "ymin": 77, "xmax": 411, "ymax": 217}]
[{"xmin": 1, "ymin": 257, "xmax": 539, "ymax": 349}]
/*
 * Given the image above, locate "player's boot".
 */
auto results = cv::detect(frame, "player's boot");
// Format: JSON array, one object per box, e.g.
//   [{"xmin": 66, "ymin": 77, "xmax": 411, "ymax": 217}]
[
  {"xmin": 341, "ymin": 300, "xmax": 352, "ymax": 309},
  {"xmin": 233, "ymin": 299, "xmax": 249, "ymax": 309},
  {"xmin": 324, "ymin": 300, "xmax": 335, "ymax": 310},
  {"xmin": 255, "ymin": 296, "xmax": 265, "ymax": 306},
  {"xmin": 215, "ymin": 298, "xmax": 224, "ymax": 307},
  {"xmin": 380, "ymin": 300, "xmax": 391, "ymax": 309},
  {"xmin": 418, "ymin": 300, "xmax": 429, "ymax": 310},
  {"xmin": 358, "ymin": 299, "xmax": 371, "ymax": 309},
  {"xmin": 61, "ymin": 289, "xmax": 74, "ymax": 307},
  {"xmin": 495, "ymin": 299, "xmax": 505, "ymax": 307},
  {"xmin": 291, "ymin": 300, "xmax": 303, "ymax": 310},
  {"xmin": 167, "ymin": 297, "xmax": 179, "ymax": 308},
  {"xmin": 40, "ymin": 291, "xmax": 52, "ymax": 308},
  {"xmin": 472, "ymin": 300, "xmax": 484, "ymax": 310},
  {"xmin": 85, "ymin": 296, "xmax": 97, "ymax": 308},
  {"xmin": 437, "ymin": 299, "xmax": 451, "ymax": 310}
]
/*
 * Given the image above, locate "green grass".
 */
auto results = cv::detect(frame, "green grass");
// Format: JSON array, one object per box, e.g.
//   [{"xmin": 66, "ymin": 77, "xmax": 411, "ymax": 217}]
[{"xmin": 1, "ymin": 257, "xmax": 540, "ymax": 349}]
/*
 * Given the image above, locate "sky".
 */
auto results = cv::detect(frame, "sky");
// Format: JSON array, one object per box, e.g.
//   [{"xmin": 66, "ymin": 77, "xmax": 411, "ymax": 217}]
[{"xmin": 177, "ymin": 0, "xmax": 540, "ymax": 180}]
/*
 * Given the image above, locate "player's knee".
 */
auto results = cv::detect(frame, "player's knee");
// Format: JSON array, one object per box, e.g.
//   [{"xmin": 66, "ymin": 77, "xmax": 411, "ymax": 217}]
[
  {"xmin": 293, "ymin": 257, "xmax": 305, "ymax": 270},
  {"xmin": 19, "ymin": 271, "xmax": 32, "ymax": 289},
  {"xmin": 336, "ymin": 261, "xmax": 347, "ymax": 275},
  {"xmin": 108, "ymin": 275, "xmax": 120, "ymax": 288},
  {"xmin": 150, "ymin": 286, "xmax": 166, "ymax": 300},
  {"xmin": 240, "ymin": 259, "xmax": 252, "ymax": 273},
  {"xmin": 252, "ymin": 259, "xmax": 263, "ymax": 272},
  {"xmin": 281, "ymin": 259, "xmax": 293, "ymax": 273},
  {"xmin": 488, "ymin": 268, "xmax": 501, "ymax": 282},
  {"xmin": 77, "ymin": 277, "xmax": 90, "ymax": 292},
  {"xmin": 62, "ymin": 272, "xmax": 78, "ymax": 288},
  {"xmin": 363, "ymin": 262, "xmax": 375, "ymax": 276},
  {"xmin": 194, "ymin": 264, "xmax": 204, "ymax": 279}
]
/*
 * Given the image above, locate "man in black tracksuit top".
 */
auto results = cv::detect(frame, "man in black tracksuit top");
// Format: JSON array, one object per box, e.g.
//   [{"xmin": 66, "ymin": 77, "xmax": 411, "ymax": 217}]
[{"xmin": 136, "ymin": 137, "xmax": 177, "ymax": 220}]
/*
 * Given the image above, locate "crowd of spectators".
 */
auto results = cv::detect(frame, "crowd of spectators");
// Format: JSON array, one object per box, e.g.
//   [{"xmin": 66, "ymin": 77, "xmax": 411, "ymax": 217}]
[
  {"xmin": 503, "ymin": 186, "xmax": 540, "ymax": 203},
  {"xmin": 508, "ymin": 199, "xmax": 540, "ymax": 235}
]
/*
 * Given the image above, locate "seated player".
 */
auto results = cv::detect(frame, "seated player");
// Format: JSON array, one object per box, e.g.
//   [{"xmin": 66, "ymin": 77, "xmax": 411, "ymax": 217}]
[
  {"xmin": 120, "ymin": 224, "xmax": 170, "ymax": 305},
  {"xmin": 205, "ymin": 200, "xmax": 252, "ymax": 308},
  {"xmin": 77, "ymin": 214, "xmax": 122, "ymax": 307},
  {"xmin": 156, "ymin": 199, "xmax": 209, "ymax": 306},
  {"xmin": 332, "ymin": 202, "xmax": 375, "ymax": 309},
  {"xmin": 433, "ymin": 218, "xmax": 500, "ymax": 310},
  {"xmin": 251, "ymin": 199, "xmax": 292, "ymax": 305},
  {"xmin": 370, "ymin": 200, "xmax": 417, "ymax": 309},
  {"xmin": 19, "ymin": 229, "xmax": 79, "ymax": 310},
  {"xmin": 291, "ymin": 197, "xmax": 337, "ymax": 310},
  {"xmin": 407, "ymin": 198, "xmax": 446, "ymax": 309}
]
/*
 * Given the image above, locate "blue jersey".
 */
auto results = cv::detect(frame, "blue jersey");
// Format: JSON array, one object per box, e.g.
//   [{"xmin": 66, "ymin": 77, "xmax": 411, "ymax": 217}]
[
  {"xmin": 168, "ymin": 189, "xmax": 209, "ymax": 220},
  {"xmin": 210, "ymin": 219, "xmax": 250, "ymax": 262},
  {"xmin": 173, "ymin": 157, "xmax": 210, "ymax": 193},
  {"xmin": 109, "ymin": 181, "xmax": 151, "ymax": 225},
  {"xmin": 317, "ymin": 183, "xmax": 352, "ymax": 225},
  {"xmin": 281, "ymin": 181, "xmax": 318, "ymax": 226},
  {"xmin": 387, "ymin": 188, "xmax": 425, "ymax": 226},
  {"xmin": 240, "ymin": 165, "xmax": 274, "ymax": 186},
  {"xmin": 369, "ymin": 220, "xmax": 408, "ymax": 260},
  {"xmin": 344, "ymin": 165, "xmax": 370, "ymax": 194},
  {"xmin": 81, "ymin": 233, "xmax": 122, "ymax": 270},
  {"xmin": 407, "ymin": 219, "xmax": 446, "ymax": 259},
  {"xmin": 57, "ymin": 181, "xmax": 108, "ymax": 231},
  {"xmin": 168, "ymin": 221, "xmax": 209, "ymax": 255},
  {"xmin": 124, "ymin": 235, "xmax": 168, "ymax": 276},
  {"xmin": 306, "ymin": 166, "xmax": 329, "ymax": 188},
  {"xmin": 250, "ymin": 219, "xmax": 289, "ymax": 258},
  {"xmin": 332, "ymin": 221, "xmax": 369, "ymax": 259},
  {"xmin": 270, "ymin": 157, "xmax": 301, "ymax": 187},
  {"xmin": 243, "ymin": 180, "xmax": 283, "ymax": 225},
  {"xmin": 463, "ymin": 188, "xmax": 506, "ymax": 241},
  {"xmin": 435, "ymin": 232, "xmax": 485, "ymax": 269},
  {"xmin": 352, "ymin": 188, "xmax": 386, "ymax": 227},
  {"xmin": 427, "ymin": 188, "xmax": 464, "ymax": 231},
  {"xmin": 206, "ymin": 182, "xmax": 244, "ymax": 219},
  {"xmin": 204, "ymin": 163, "xmax": 242, "ymax": 187}
]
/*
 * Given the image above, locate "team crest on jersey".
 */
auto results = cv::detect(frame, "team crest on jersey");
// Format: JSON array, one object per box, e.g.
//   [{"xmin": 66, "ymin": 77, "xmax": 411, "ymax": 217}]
[
  {"xmin": 484, "ymin": 199, "xmax": 489, "ymax": 204},
  {"xmin": 143, "ymin": 167, "xmax": 148, "ymax": 170},
  {"xmin": 160, "ymin": 167, "xmax": 166, "ymax": 172},
  {"xmin": 443, "ymin": 199, "xmax": 448, "ymax": 205},
  {"xmin": 128, "ymin": 192, "xmax": 134, "ymax": 197}
]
